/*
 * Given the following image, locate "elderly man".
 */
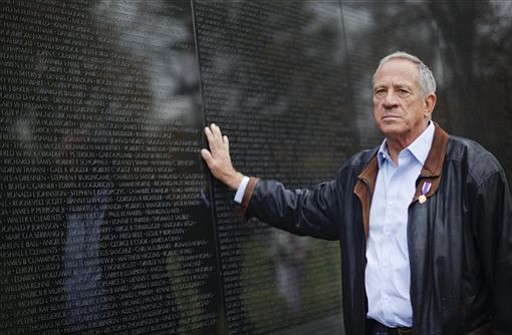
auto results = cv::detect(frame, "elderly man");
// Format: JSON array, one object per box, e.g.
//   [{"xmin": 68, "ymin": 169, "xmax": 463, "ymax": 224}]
[{"xmin": 201, "ymin": 51, "xmax": 512, "ymax": 335}]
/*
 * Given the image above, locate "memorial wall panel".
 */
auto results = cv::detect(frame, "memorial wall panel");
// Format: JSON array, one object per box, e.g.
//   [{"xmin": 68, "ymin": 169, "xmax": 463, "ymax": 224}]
[
  {"xmin": 1, "ymin": 1, "xmax": 512, "ymax": 334},
  {"xmin": 1, "ymin": 1, "xmax": 221, "ymax": 334},
  {"xmin": 195, "ymin": 1, "xmax": 352, "ymax": 334}
]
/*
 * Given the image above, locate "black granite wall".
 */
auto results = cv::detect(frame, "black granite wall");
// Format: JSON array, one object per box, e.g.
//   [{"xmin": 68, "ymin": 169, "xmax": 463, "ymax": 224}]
[{"xmin": 1, "ymin": 1, "xmax": 511, "ymax": 334}]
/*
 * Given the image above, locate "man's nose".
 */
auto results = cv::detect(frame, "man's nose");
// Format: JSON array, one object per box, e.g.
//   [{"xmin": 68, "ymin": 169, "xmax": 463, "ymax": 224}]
[{"xmin": 382, "ymin": 92, "xmax": 399, "ymax": 107}]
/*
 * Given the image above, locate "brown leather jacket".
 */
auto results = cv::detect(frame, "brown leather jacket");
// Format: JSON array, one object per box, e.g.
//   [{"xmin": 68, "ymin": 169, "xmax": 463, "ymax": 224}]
[{"xmin": 242, "ymin": 124, "xmax": 512, "ymax": 335}]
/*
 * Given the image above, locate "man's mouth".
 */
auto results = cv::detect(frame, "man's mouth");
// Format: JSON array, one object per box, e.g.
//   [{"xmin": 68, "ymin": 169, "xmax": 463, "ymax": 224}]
[{"xmin": 381, "ymin": 114, "xmax": 401, "ymax": 120}]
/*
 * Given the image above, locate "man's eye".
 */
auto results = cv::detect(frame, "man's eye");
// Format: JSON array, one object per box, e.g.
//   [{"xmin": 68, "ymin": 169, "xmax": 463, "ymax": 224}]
[
  {"xmin": 397, "ymin": 89, "xmax": 410, "ymax": 97},
  {"xmin": 374, "ymin": 89, "xmax": 386, "ymax": 97}
]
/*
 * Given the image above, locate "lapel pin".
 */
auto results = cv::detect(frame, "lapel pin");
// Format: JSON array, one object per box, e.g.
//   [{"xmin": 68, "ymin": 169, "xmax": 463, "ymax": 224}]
[{"xmin": 419, "ymin": 181, "xmax": 431, "ymax": 204}]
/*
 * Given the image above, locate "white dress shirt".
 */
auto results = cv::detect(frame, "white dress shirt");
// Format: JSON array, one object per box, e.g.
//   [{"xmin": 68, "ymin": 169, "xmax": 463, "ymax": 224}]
[
  {"xmin": 234, "ymin": 175, "xmax": 250, "ymax": 203},
  {"xmin": 366, "ymin": 121, "xmax": 435, "ymax": 327}
]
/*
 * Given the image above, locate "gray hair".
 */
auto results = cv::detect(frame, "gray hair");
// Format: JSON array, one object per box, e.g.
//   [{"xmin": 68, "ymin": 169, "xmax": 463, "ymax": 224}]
[{"xmin": 374, "ymin": 51, "xmax": 437, "ymax": 96}]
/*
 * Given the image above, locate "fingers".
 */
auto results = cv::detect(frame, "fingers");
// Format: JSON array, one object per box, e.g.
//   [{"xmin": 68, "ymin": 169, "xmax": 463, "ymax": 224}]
[
  {"xmin": 201, "ymin": 124, "xmax": 241, "ymax": 190},
  {"xmin": 200, "ymin": 148, "xmax": 213, "ymax": 164},
  {"xmin": 203, "ymin": 125, "xmax": 214, "ymax": 147},
  {"xmin": 223, "ymin": 135, "xmax": 229, "ymax": 150},
  {"xmin": 203, "ymin": 123, "xmax": 231, "ymax": 162},
  {"xmin": 206, "ymin": 123, "xmax": 222, "ymax": 141},
  {"xmin": 204, "ymin": 123, "xmax": 232, "ymax": 154},
  {"xmin": 210, "ymin": 123, "xmax": 223, "ymax": 139},
  {"xmin": 204, "ymin": 123, "xmax": 224, "ymax": 151}
]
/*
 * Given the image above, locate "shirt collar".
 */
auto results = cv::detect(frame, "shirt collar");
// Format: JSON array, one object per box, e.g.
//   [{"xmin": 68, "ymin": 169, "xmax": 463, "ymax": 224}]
[{"xmin": 377, "ymin": 121, "xmax": 436, "ymax": 167}]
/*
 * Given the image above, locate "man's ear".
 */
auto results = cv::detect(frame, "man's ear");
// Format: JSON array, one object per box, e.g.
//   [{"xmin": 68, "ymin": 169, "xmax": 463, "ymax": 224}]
[{"xmin": 424, "ymin": 93, "xmax": 437, "ymax": 118}]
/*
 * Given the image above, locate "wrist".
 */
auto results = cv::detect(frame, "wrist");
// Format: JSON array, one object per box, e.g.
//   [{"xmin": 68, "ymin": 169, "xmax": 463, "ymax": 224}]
[{"xmin": 227, "ymin": 172, "xmax": 244, "ymax": 191}]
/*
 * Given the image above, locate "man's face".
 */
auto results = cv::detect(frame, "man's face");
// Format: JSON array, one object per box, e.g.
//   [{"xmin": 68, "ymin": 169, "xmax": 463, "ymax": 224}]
[{"xmin": 372, "ymin": 58, "xmax": 434, "ymax": 145}]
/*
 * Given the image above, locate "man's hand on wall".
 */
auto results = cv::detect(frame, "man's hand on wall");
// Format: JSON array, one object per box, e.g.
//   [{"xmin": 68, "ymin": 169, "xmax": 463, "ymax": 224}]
[{"xmin": 201, "ymin": 123, "xmax": 244, "ymax": 190}]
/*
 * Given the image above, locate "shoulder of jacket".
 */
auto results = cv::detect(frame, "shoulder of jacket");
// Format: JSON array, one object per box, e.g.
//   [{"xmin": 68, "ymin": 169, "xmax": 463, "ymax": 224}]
[
  {"xmin": 446, "ymin": 135, "xmax": 505, "ymax": 184},
  {"xmin": 337, "ymin": 147, "xmax": 378, "ymax": 175}
]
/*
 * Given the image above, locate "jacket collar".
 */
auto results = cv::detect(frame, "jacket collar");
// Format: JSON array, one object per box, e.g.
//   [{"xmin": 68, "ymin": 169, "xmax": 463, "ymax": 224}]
[{"xmin": 354, "ymin": 123, "xmax": 449, "ymax": 238}]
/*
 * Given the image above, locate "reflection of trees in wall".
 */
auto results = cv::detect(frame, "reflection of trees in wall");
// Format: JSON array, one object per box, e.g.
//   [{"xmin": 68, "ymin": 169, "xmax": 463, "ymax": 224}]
[
  {"xmin": 195, "ymin": 1, "xmax": 354, "ymax": 183},
  {"xmin": 429, "ymin": 1, "xmax": 512, "ymax": 178},
  {"xmin": 94, "ymin": 0, "xmax": 202, "ymax": 126},
  {"xmin": 340, "ymin": 1, "xmax": 440, "ymax": 149}
]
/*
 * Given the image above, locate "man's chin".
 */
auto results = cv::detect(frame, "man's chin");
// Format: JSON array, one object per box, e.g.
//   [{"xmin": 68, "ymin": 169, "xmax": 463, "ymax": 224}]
[{"xmin": 378, "ymin": 122, "xmax": 404, "ymax": 136}]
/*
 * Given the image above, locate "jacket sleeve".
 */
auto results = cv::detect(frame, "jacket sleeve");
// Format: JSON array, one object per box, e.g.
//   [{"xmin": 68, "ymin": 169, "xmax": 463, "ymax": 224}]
[
  {"xmin": 473, "ymin": 170, "xmax": 512, "ymax": 334},
  {"xmin": 242, "ymin": 178, "xmax": 341, "ymax": 240}
]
